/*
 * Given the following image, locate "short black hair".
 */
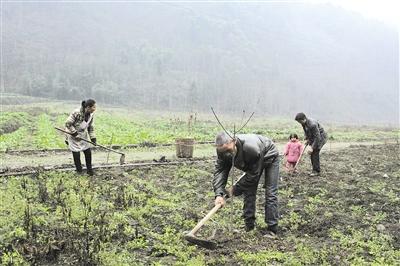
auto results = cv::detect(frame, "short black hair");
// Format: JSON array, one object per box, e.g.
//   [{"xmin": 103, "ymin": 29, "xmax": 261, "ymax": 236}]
[
  {"xmin": 289, "ymin": 133, "xmax": 299, "ymax": 139},
  {"xmin": 295, "ymin": 112, "xmax": 306, "ymax": 121}
]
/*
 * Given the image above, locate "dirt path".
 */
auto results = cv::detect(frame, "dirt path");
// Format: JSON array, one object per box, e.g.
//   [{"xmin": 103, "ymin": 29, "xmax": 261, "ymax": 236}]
[{"xmin": 1, "ymin": 140, "xmax": 397, "ymax": 170}]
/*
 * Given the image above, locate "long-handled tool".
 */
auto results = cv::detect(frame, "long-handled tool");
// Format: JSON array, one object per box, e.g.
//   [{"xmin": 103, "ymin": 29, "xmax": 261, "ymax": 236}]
[
  {"xmin": 294, "ymin": 143, "xmax": 308, "ymax": 171},
  {"xmin": 55, "ymin": 127, "xmax": 126, "ymax": 165},
  {"xmin": 184, "ymin": 203, "xmax": 222, "ymax": 249},
  {"xmin": 184, "ymin": 173, "xmax": 245, "ymax": 249}
]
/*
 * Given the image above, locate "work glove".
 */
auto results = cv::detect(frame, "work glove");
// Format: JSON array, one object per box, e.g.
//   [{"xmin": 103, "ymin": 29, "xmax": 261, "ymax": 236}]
[{"xmin": 91, "ymin": 138, "xmax": 97, "ymax": 144}]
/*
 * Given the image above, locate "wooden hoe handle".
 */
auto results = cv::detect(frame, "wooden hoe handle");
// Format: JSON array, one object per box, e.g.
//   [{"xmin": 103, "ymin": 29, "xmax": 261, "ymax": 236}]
[
  {"xmin": 188, "ymin": 203, "xmax": 222, "ymax": 236},
  {"xmin": 294, "ymin": 143, "xmax": 308, "ymax": 169},
  {"xmin": 54, "ymin": 127, "xmax": 124, "ymax": 156}
]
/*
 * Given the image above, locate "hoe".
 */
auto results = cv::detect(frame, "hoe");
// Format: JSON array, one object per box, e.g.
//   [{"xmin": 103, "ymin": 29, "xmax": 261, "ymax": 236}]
[
  {"xmin": 184, "ymin": 174, "xmax": 245, "ymax": 249},
  {"xmin": 184, "ymin": 203, "xmax": 222, "ymax": 249},
  {"xmin": 294, "ymin": 143, "xmax": 308, "ymax": 170},
  {"xmin": 55, "ymin": 127, "xmax": 126, "ymax": 165}
]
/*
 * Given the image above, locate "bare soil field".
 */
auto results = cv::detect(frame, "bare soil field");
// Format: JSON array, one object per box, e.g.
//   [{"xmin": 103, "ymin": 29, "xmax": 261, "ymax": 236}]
[{"xmin": 0, "ymin": 143, "xmax": 399, "ymax": 265}]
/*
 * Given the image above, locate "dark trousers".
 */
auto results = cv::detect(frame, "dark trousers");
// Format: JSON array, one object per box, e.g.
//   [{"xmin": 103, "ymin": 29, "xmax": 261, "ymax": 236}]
[
  {"xmin": 310, "ymin": 148, "xmax": 321, "ymax": 173},
  {"xmin": 72, "ymin": 148, "xmax": 92, "ymax": 173},
  {"xmin": 233, "ymin": 157, "xmax": 279, "ymax": 227}
]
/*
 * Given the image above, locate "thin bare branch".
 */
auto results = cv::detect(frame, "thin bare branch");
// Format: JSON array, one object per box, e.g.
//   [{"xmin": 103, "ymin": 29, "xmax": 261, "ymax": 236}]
[
  {"xmin": 211, "ymin": 107, "xmax": 233, "ymax": 139},
  {"xmin": 236, "ymin": 112, "xmax": 255, "ymax": 133},
  {"xmin": 240, "ymin": 110, "xmax": 245, "ymax": 131}
]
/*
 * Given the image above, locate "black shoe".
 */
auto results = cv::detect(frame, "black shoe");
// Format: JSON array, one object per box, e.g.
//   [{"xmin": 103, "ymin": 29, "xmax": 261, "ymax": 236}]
[
  {"xmin": 263, "ymin": 224, "xmax": 278, "ymax": 239},
  {"xmin": 76, "ymin": 168, "xmax": 83, "ymax": 174},
  {"xmin": 268, "ymin": 224, "xmax": 278, "ymax": 234},
  {"xmin": 245, "ymin": 224, "xmax": 255, "ymax": 232},
  {"xmin": 87, "ymin": 169, "xmax": 94, "ymax": 176},
  {"xmin": 263, "ymin": 230, "xmax": 277, "ymax": 239},
  {"xmin": 309, "ymin": 171, "xmax": 320, "ymax": 177}
]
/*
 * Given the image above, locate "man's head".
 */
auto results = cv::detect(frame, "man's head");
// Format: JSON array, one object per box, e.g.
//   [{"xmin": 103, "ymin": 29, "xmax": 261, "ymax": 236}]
[
  {"xmin": 215, "ymin": 131, "xmax": 236, "ymax": 154},
  {"xmin": 295, "ymin": 112, "xmax": 307, "ymax": 125}
]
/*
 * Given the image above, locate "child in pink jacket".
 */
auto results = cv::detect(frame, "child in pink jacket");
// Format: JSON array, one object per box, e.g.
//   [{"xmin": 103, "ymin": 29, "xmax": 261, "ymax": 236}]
[{"xmin": 284, "ymin": 134, "xmax": 303, "ymax": 173}]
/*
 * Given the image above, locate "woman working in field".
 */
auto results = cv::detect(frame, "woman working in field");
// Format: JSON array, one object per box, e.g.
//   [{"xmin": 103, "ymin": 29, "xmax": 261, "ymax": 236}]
[{"xmin": 65, "ymin": 99, "xmax": 97, "ymax": 176}]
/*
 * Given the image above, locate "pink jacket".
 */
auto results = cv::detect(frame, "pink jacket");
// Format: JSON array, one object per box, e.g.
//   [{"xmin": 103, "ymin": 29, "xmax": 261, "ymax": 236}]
[{"xmin": 284, "ymin": 140, "xmax": 303, "ymax": 163}]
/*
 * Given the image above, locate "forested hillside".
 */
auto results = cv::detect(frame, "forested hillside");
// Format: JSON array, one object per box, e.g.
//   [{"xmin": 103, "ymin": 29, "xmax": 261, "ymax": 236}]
[{"xmin": 2, "ymin": 2, "xmax": 398, "ymax": 124}]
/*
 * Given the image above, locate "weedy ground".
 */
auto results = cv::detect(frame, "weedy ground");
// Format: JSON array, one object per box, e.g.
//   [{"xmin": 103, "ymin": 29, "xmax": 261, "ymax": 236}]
[{"xmin": 1, "ymin": 143, "xmax": 399, "ymax": 265}]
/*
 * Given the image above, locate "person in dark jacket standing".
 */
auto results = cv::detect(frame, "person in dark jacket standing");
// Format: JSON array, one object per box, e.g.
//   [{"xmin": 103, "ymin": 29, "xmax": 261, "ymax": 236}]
[
  {"xmin": 213, "ymin": 132, "xmax": 280, "ymax": 237},
  {"xmin": 65, "ymin": 99, "xmax": 97, "ymax": 176},
  {"xmin": 295, "ymin": 112, "xmax": 327, "ymax": 176}
]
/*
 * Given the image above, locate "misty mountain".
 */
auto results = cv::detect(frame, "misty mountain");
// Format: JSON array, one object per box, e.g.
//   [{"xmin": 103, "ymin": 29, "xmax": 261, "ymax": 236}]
[{"xmin": 2, "ymin": 2, "xmax": 398, "ymax": 125}]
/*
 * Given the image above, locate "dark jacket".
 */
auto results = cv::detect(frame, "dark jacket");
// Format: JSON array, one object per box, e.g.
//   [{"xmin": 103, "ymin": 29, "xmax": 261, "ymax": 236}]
[
  {"xmin": 213, "ymin": 134, "xmax": 279, "ymax": 197},
  {"xmin": 302, "ymin": 118, "xmax": 327, "ymax": 150}
]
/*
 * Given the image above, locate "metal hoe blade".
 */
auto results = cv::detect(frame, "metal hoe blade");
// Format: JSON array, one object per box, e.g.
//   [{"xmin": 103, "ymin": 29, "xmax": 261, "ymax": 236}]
[
  {"xmin": 119, "ymin": 154, "xmax": 126, "ymax": 165},
  {"xmin": 184, "ymin": 233, "xmax": 217, "ymax": 250}
]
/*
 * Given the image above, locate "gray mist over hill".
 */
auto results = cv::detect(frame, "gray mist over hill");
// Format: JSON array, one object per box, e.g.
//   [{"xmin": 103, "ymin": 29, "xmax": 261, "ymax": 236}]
[{"xmin": 2, "ymin": 2, "xmax": 399, "ymax": 125}]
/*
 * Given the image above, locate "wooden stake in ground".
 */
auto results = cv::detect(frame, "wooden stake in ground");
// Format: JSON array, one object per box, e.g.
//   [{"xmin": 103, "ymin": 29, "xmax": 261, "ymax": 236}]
[{"xmin": 106, "ymin": 134, "xmax": 114, "ymax": 164}]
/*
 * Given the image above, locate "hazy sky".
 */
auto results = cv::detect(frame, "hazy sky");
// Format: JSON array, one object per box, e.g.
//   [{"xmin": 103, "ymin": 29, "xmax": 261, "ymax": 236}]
[
  {"xmin": 1, "ymin": 0, "xmax": 398, "ymax": 27},
  {"xmin": 323, "ymin": 0, "xmax": 399, "ymax": 27}
]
